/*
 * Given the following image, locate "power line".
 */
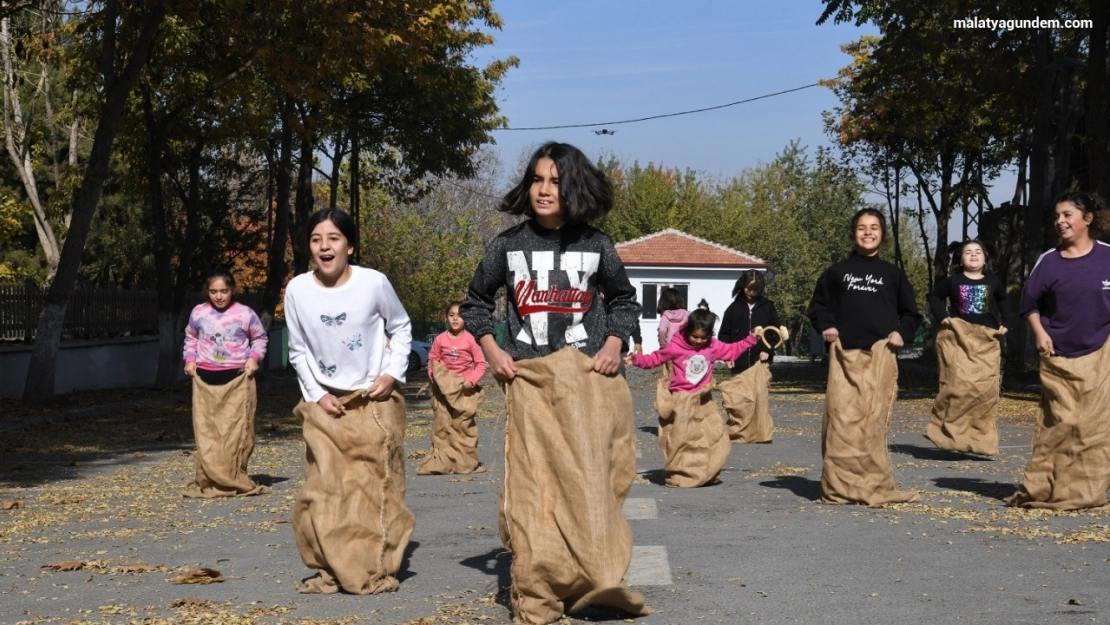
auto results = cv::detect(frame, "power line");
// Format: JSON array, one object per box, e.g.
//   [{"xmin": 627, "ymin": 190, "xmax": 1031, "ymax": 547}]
[{"xmin": 495, "ymin": 83, "xmax": 822, "ymax": 131}]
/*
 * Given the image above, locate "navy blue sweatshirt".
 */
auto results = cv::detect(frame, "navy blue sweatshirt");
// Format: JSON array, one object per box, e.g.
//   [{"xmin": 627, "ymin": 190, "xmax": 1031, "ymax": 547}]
[
  {"xmin": 807, "ymin": 254, "xmax": 921, "ymax": 351},
  {"xmin": 460, "ymin": 221, "xmax": 641, "ymax": 361}
]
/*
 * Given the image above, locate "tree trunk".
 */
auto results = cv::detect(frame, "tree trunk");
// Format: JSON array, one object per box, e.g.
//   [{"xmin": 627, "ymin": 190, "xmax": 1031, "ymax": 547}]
[
  {"xmin": 2, "ymin": 16, "xmax": 61, "ymax": 281},
  {"xmin": 328, "ymin": 130, "xmax": 345, "ymax": 210},
  {"xmin": 154, "ymin": 142, "xmax": 203, "ymax": 388},
  {"xmin": 292, "ymin": 133, "xmax": 315, "ymax": 274},
  {"xmin": 883, "ymin": 165, "xmax": 905, "ymax": 270},
  {"xmin": 142, "ymin": 86, "xmax": 178, "ymax": 390},
  {"xmin": 260, "ymin": 97, "xmax": 294, "ymax": 331},
  {"xmin": 22, "ymin": 2, "xmax": 167, "ymax": 402},
  {"xmin": 915, "ymin": 185, "xmax": 933, "ymax": 288},
  {"xmin": 1088, "ymin": 0, "xmax": 1109, "ymax": 204},
  {"xmin": 1024, "ymin": 31, "xmax": 1056, "ymax": 277},
  {"xmin": 350, "ymin": 127, "xmax": 361, "ymax": 264}
]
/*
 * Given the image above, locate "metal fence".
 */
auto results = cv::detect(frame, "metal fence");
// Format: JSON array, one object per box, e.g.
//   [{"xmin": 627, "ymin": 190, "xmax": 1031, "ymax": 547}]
[{"xmin": 0, "ymin": 284, "xmax": 266, "ymax": 342}]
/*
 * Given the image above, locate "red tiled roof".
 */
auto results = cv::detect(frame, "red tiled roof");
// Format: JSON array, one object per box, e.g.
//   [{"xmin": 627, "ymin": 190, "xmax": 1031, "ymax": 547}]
[{"xmin": 615, "ymin": 229, "xmax": 769, "ymax": 268}]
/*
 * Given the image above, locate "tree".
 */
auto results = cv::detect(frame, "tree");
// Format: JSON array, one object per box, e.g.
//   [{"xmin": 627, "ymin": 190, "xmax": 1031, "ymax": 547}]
[
  {"xmin": 354, "ymin": 150, "xmax": 506, "ymax": 331},
  {"xmin": 823, "ymin": 32, "xmax": 1020, "ymax": 286},
  {"xmin": 251, "ymin": 0, "xmax": 517, "ymax": 325},
  {"xmin": 596, "ymin": 160, "xmax": 708, "ymax": 241},
  {"xmin": 1, "ymin": 2, "xmax": 83, "ymax": 284},
  {"xmin": 21, "ymin": 0, "xmax": 168, "ymax": 402},
  {"xmin": 817, "ymin": 0, "xmax": 1100, "ymax": 284}
]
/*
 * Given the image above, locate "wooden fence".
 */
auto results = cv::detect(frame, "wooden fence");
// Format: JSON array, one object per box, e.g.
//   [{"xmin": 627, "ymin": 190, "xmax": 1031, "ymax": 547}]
[{"xmin": 0, "ymin": 285, "xmax": 267, "ymax": 342}]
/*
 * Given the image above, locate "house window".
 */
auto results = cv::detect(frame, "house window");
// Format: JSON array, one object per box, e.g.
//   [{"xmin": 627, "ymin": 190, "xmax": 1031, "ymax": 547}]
[{"xmin": 641, "ymin": 283, "xmax": 689, "ymax": 320}]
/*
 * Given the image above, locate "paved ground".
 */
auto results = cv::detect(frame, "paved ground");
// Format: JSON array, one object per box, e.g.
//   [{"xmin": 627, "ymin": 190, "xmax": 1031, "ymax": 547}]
[{"xmin": 0, "ymin": 362, "xmax": 1107, "ymax": 625}]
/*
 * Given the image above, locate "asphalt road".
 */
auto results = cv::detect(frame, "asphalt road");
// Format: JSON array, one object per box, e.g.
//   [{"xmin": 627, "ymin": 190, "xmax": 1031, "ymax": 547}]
[{"xmin": 0, "ymin": 363, "xmax": 1107, "ymax": 624}]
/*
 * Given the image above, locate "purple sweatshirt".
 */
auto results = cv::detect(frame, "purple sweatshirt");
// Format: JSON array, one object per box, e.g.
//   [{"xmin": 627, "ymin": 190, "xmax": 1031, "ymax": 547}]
[
  {"xmin": 632, "ymin": 331, "xmax": 759, "ymax": 393},
  {"xmin": 1020, "ymin": 242, "xmax": 1110, "ymax": 357}
]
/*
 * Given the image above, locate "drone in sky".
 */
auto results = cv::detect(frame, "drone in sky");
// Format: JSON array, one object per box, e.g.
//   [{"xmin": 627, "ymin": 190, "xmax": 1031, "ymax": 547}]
[{"xmin": 593, "ymin": 129, "xmax": 616, "ymax": 135}]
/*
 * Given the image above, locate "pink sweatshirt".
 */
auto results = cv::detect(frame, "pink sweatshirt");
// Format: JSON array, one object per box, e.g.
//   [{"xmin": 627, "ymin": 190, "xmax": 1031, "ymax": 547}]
[
  {"xmin": 632, "ymin": 331, "xmax": 759, "ymax": 393},
  {"xmin": 183, "ymin": 301, "xmax": 268, "ymax": 370},
  {"xmin": 428, "ymin": 329, "xmax": 487, "ymax": 386},
  {"xmin": 657, "ymin": 309, "xmax": 689, "ymax": 348}
]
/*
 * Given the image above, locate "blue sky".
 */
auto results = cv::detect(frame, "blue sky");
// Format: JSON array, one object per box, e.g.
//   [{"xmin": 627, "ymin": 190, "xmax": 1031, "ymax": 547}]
[{"xmin": 473, "ymin": 0, "xmax": 878, "ymax": 179}]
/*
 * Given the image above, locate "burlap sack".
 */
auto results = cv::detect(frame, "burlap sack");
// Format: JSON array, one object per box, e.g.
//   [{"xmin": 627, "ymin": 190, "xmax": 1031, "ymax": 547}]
[
  {"xmin": 500, "ymin": 348, "xmax": 650, "ymax": 625},
  {"xmin": 183, "ymin": 373, "xmax": 265, "ymax": 498},
  {"xmin": 417, "ymin": 361, "xmax": 486, "ymax": 475},
  {"xmin": 1008, "ymin": 337, "xmax": 1110, "ymax": 510},
  {"xmin": 293, "ymin": 388, "xmax": 415, "ymax": 594},
  {"xmin": 719, "ymin": 362, "xmax": 774, "ymax": 444},
  {"xmin": 927, "ymin": 318, "xmax": 1002, "ymax": 455},
  {"xmin": 821, "ymin": 339, "xmax": 918, "ymax": 505},
  {"xmin": 654, "ymin": 375, "xmax": 731, "ymax": 487}
]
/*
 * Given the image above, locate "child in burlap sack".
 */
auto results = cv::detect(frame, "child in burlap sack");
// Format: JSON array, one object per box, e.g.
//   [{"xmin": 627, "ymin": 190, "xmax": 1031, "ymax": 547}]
[
  {"xmin": 182, "ymin": 267, "xmax": 268, "ymax": 498},
  {"xmin": 418, "ymin": 300, "xmax": 488, "ymax": 475},
  {"xmin": 1011, "ymin": 192, "xmax": 1110, "ymax": 510},
  {"xmin": 284, "ymin": 208, "xmax": 415, "ymax": 594},
  {"xmin": 626, "ymin": 309, "xmax": 759, "ymax": 486},
  {"xmin": 926, "ymin": 240, "xmax": 1013, "ymax": 455},
  {"xmin": 460, "ymin": 142, "xmax": 651, "ymax": 625},
  {"xmin": 718, "ymin": 271, "xmax": 786, "ymax": 444},
  {"xmin": 807, "ymin": 208, "xmax": 921, "ymax": 505}
]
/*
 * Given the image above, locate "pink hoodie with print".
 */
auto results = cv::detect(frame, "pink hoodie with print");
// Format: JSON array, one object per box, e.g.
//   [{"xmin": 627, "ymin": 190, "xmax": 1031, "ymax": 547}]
[
  {"xmin": 632, "ymin": 331, "xmax": 759, "ymax": 393},
  {"xmin": 657, "ymin": 309, "xmax": 690, "ymax": 348}
]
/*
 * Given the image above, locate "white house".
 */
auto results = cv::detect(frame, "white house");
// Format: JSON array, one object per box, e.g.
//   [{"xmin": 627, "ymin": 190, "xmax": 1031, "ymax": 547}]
[{"xmin": 615, "ymin": 229, "xmax": 769, "ymax": 352}]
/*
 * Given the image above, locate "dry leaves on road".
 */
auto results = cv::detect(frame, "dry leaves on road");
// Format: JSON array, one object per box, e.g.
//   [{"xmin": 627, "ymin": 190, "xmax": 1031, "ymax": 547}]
[
  {"xmin": 119, "ymin": 564, "xmax": 162, "ymax": 574},
  {"xmin": 42, "ymin": 560, "xmax": 84, "ymax": 571},
  {"xmin": 1, "ymin": 500, "xmax": 22, "ymax": 509},
  {"xmin": 169, "ymin": 568, "xmax": 224, "ymax": 584},
  {"xmin": 169, "ymin": 598, "xmax": 213, "ymax": 608}
]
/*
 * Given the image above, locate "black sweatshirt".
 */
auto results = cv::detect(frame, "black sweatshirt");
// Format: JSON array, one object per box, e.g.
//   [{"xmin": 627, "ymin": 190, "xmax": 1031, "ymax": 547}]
[
  {"xmin": 927, "ymin": 273, "xmax": 1013, "ymax": 330},
  {"xmin": 806, "ymin": 254, "xmax": 921, "ymax": 351},
  {"xmin": 719, "ymin": 296, "xmax": 782, "ymax": 372},
  {"xmin": 459, "ymin": 221, "xmax": 641, "ymax": 361}
]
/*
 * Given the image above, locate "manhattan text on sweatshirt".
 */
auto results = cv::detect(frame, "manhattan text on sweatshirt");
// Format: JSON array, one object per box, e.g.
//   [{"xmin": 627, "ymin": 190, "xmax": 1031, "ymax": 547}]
[{"xmin": 460, "ymin": 221, "xmax": 641, "ymax": 360}]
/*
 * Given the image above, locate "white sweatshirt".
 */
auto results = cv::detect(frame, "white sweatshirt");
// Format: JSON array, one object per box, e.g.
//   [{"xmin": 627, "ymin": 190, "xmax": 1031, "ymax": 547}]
[{"xmin": 284, "ymin": 266, "xmax": 411, "ymax": 402}]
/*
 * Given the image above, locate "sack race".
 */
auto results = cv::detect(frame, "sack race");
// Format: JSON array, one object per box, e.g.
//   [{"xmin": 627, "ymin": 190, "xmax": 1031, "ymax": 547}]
[
  {"xmin": 417, "ymin": 361, "xmax": 486, "ymax": 475},
  {"xmin": 293, "ymin": 388, "xmax": 415, "ymax": 594},
  {"xmin": 183, "ymin": 373, "xmax": 266, "ymax": 498},
  {"xmin": 927, "ymin": 318, "xmax": 1002, "ymax": 455},
  {"xmin": 654, "ymin": 374, "xmax": 731, "ymax": 487},
  {"xmin": 1007, "ymin": 337, "xmax": 1110, "ymax": 510},
  {"xmin": 718, "ymin": 361, "xmax": 774, "ymax": 444},
  {"xmin": 500, "ymin": 348, "xmax": 650, "ymax": 625},
  {"xmin": 821, "ymin": 340, "xmax": 918, "ymax": 505}
]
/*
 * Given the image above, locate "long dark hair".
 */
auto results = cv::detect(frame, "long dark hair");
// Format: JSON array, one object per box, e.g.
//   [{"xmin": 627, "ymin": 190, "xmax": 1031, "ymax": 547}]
[
  {"xmin": 947, "ymin": 239, "xmax": 996, "ymax": 275},
  {"xmin": 731, "ymin": 271, "xmax": 765, "ymax": 299},
  {"xmin": 682, "ymin": 308, "xmax": 718, "ymax": 343},
  {"xmin": 656, "ymin": 287, "xmax": 686, "ymax": 315},
  {"xmin": 500, "ymin": 142, "xmax": 614, "ymax": 225}
]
